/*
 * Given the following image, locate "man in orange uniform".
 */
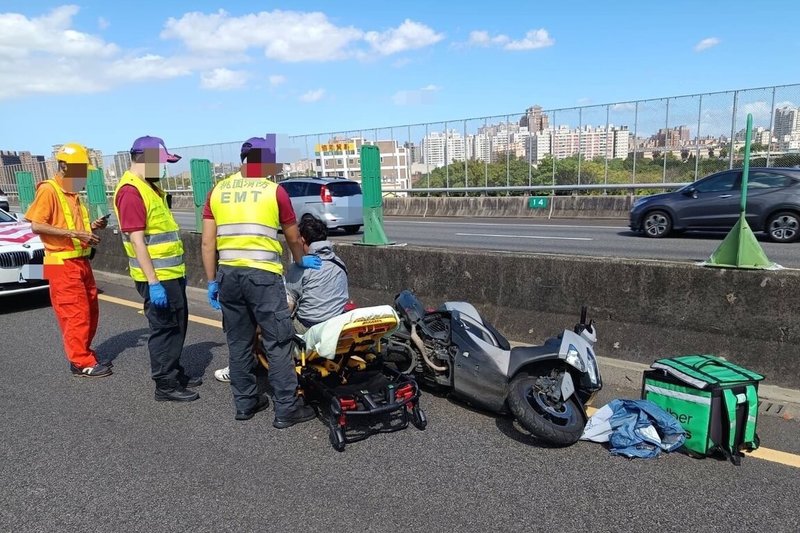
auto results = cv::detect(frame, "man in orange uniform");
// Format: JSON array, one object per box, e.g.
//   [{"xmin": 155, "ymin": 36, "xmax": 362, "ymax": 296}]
[{"xmin": 25, "ymin": 143, "xmax": 111, "ymax": 377}]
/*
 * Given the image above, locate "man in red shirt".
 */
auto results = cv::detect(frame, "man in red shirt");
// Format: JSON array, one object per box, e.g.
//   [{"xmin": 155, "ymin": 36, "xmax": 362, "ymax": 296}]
[
  {"xmin": 201, "ymin": 136, "xmax": 321, "ymax": 425},
  {"xmin": 114, "ymin": 135, "xmax": 201, "ymax": 401}
]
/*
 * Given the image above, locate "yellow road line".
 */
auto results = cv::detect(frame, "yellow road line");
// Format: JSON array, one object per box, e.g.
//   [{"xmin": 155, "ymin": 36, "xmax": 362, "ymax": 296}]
[
  {"xmin": 746, "ymin": 448, "xmax": 800, "ymax": 468},
  {"xmin": 98, "ymin": 294, "xmax": 800, "ymax": 469},
  {"xmin": 97, "ymin": 293, "xmax": 223, "ymax": 328}
]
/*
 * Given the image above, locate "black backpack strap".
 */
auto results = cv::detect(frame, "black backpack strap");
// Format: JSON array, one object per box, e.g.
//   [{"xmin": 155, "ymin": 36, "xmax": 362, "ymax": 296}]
[{"xmin": 324, "ymin": 257, "xmax": 348, "ymax": 277}]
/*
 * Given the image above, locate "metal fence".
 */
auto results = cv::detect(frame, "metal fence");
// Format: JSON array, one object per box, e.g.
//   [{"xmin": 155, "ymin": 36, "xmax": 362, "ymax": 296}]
[{"xmin": 1, "ymin": 84, "xmax": 799, "ymax": 198}]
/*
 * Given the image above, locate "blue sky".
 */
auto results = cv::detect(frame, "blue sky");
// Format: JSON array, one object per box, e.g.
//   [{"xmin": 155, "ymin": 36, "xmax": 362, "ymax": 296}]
[{"xmin": 2, "ymin": 0, "xmax": 799, "ymax": 157}]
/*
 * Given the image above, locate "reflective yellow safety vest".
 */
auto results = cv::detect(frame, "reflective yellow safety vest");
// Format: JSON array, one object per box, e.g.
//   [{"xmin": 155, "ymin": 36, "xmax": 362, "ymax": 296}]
[
  {"xmin": 41, "ymin": 180, "xmax": 92, "ymax": 261},
  {"xmin": 112, "ymin": 171, "xmax": 185, "ymax": 282},
  {"xmin": 209, "ymin": 172, "xmax": 283, "ymax": 275}
]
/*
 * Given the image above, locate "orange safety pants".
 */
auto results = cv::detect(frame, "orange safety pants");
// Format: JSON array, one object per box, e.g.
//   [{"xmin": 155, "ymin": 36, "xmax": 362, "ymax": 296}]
[{"xmin": 46, "ymin": 258, "xmax": 100, "ymax": 369}]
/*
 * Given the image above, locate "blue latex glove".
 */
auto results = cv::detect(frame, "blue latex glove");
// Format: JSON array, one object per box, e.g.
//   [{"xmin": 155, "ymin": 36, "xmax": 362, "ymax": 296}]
[
  {"xmin": 148, "ymin": 282, "xmax": 168, "ymax": 308},
  {"xmin": 207, "ymin": 281, "xmax": 221, "ymax": 310},
  {"xmin": 299, "ymin": 254, "xmax": 322, "ymax": 270}
]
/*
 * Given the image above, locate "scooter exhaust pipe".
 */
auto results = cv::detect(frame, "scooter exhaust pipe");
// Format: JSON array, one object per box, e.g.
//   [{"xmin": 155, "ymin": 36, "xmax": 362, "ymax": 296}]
[{"xmin": 411, "ymin": 323, "xmax": 447, "ymax": 372}]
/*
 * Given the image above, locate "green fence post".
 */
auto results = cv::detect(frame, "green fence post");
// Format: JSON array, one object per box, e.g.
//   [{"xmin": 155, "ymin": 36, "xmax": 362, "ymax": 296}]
[
  {"xmin": 190, "ymin": 159, "xmax": 214, "ymax": 234},
  {"xmin": 15, "ymin": 171, "xmax": 36, "ymax": 213},
  {"xmin": 86, "ymin": 167, "xmax": 109, "ymax": 220},
  {"xmin": 704, "ymin": 113, "xmax": 776, "ymax": 269},
  {"xmin": 357, "ymin": 145, "xmax": 393, "ymax": 246}
]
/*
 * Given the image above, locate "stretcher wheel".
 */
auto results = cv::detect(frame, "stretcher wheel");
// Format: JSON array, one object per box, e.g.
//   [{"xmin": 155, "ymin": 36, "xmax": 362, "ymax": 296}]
[
  {"xmin": 411, "ymin": 406, "xmax": 427, "ymax": 430},
  {"xmin": 330, "ymin": 427, "xmax": 346, "ymax": 452}
]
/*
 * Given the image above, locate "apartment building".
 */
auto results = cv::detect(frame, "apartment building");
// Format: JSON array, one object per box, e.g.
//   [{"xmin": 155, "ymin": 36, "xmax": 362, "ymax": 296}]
[
  {"xmin": 420, "ymin": 130, "xmax": 466, "ymax": 168},
  {"xmin": 519, "ymin": 105, "xmax": 549, "ymax": 132},
  {"xmin": 314, "ymin": 137, "xmax": 409, "ymax": 189},
  {"xmin": 538, "ymin": 125, "xmax": 630, "ymax": 160},
  {"xmin": 0, "ymin": 150, "xmax": 48, "ymax": 182}
]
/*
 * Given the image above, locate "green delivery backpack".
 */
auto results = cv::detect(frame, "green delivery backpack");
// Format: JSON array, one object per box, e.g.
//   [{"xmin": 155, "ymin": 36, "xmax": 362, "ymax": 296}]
[{"xmin": 641, "ymin": 354, "xmax": 764, "ymax": 465}]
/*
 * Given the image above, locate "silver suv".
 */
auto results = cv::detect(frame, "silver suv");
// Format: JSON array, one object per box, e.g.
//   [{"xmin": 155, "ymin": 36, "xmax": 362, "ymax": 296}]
[{"xmin": 279, "ymin": 177, "xmax": 363, "ymax": 234}]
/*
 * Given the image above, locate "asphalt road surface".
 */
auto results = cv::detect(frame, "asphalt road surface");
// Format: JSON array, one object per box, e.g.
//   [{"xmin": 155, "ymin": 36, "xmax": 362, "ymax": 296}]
[
  {"xmin": 2, "ymin": 275, "xmax": 799, "ymax": 532},
  {"xmin": 162, "ymin": 211, "xmax": 800, "ymax": 268}
]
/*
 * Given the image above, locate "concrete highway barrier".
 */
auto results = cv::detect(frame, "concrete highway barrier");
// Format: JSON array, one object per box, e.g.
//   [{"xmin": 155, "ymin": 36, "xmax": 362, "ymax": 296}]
[
  {"xmin": 382, "ymin": 195, "xmax": 634, "ymax": 219},
  {"xmin": 90, "ymin": 227, "xmax": 800, "ymax": 390}
]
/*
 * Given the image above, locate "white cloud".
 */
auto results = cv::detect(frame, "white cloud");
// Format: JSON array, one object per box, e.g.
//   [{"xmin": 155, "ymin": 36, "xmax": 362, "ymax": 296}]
[
  {"xmin": 0, "ymin": 6, "xmax": 204, "ymax": 100},
  {"xmin": 106, "ymin": 54, "xmax": 194, "ymax": 81},
  {"xmin": 161, "ymin": 10, "xmax": 442, "ymax": 61},
  {"xmin": 300, "ymin": 88, "xmax": 325, "ymax": 102},
  {"xmin": 504, "ymin": 29, "xmax": 555, "ymax": 51},
  {"xmin": 466, "ymin": 28, "xmax": 553, "ymax": 51},
  {"xmin": 392, "ymin": 84, "xmax": 441, "ymax": 106},
  {"xmin": 269, "ymin": 74, "xmax": 286, "ymax": 86},
  {"xmin": 0, "ymin": 6, "xmax": 444, "ymax": 100},
  {"xmin": 611, "ymin": 102, "xmax": 636, "ymax": 112},
  {"xmin": 161, "ymin": 9, "xmax": 363, "ymax": 62},
  {"xmin": 364, "ymin": 19, "xmax": 444, "ymax": 55},
  {"xmin": 694, "ymin": 37, "xmax": 720, "ymax": 52},
  {"xmin": 200, "ymin": 68, "xmax": 248, "ymax": 90},
  {"xmin": 468, "ymin": 30, "xmax": 509, "ymax": 47},
  {"xmin": 0, "ymin": 5, "xmax": 118, "ymax": 59}
]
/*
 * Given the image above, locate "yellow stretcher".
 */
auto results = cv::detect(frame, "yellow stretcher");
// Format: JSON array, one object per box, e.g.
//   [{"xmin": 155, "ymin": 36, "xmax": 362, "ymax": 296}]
[{"xmin": 254, "ymin": 305, "xmax": 427, "ymax": 451}]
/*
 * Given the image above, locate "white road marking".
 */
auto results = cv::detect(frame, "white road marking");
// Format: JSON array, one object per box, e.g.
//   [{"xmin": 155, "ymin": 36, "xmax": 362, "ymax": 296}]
[
  {"xmin": 456, "ymin": 232, "xmax": 593, "ymax": 241},
  {"xmin": 391, "ymin": 219, "xmax": 624, "ymax": 230}
]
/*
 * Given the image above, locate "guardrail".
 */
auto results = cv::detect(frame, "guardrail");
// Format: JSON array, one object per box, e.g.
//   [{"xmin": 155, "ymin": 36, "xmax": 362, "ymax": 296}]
[
  {"xmin": 381, "ymin": 183, "xmax": 688, "ymax": 195},
  {"xmin": 5, "ymin": 182, "xmax": 689, "ymax": 209},
  {"xmin": 84, "ymin": 183, "xmax": 686, "ymax": 197}
]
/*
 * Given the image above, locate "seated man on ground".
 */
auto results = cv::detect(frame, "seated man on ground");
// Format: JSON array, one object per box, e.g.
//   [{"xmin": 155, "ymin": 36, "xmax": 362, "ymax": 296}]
[{"xmin": 214, "ymin": 214, "xmax": 350, "ymax": 382}]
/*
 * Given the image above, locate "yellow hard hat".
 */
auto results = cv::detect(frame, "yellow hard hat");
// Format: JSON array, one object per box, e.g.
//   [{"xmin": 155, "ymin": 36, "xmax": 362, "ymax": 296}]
[{"xmin": 55, "ymin": 143, "xmax": 97, "ymax": 170}]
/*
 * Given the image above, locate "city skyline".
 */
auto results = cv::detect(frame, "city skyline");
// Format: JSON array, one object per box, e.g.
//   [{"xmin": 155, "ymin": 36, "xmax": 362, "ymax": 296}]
[{"xmin": 2, "ymin": 92, "xmax": 800, "ymax": 192}]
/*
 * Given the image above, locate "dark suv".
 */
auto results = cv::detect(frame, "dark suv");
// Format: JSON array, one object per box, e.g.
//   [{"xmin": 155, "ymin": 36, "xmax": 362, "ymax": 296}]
[{"xmin": 629, "ymin": 167, "xmax": 800, "ymax": 243}]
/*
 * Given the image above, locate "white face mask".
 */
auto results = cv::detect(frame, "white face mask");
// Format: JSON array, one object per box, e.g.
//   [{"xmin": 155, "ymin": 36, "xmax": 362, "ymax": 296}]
[{"xmin": 62, "ymin": 177, "xmax": 87, "ymax": 193}]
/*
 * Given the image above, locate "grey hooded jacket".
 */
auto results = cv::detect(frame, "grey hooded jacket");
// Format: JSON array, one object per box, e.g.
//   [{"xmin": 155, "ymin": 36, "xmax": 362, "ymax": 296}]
[{"xmin": 284, "ymin": 240, "xmax": 349, "ymax": 327}]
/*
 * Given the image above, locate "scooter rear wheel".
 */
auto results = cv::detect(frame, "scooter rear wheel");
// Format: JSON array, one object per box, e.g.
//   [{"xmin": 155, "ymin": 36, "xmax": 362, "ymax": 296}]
[{"xmin": 508, "ymin": 373, "xmax": 585, "ymax": 446}]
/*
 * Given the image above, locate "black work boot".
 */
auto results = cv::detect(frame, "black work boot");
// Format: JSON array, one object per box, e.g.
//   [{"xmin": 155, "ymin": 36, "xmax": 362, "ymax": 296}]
[
  {"xmin": 178, "ymin": 374, "xmax": 203, "ymax": 388},
  {"xmin": 273, "ymin": 405, "xmax": 316, "ymax": 429},
  {"xmin": 155, "ymin": 385, "xmax": 199, "ymax": 402},
  {"xmin": 235, "ymin": 394, "xmax": 270, "ymax": 421}
]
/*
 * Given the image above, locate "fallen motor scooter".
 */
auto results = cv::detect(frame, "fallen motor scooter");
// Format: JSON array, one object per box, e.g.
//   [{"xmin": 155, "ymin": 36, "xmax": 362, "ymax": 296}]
[{"xmin": 383, "ymin": 290, "xmax": 602, "ymax": 446}]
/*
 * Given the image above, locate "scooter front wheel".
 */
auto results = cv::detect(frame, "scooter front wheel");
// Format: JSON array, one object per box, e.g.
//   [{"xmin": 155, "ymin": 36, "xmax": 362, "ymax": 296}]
[{"xmin": 508, "ymin": 373, "xmax": 585, "ymax": 446}]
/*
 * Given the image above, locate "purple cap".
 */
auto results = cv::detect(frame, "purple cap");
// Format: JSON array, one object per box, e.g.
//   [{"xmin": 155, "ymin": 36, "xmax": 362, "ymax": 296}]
[
  {"xmin": 240, "ymin": 135, "xmax": 276, "ymax": 162},
  {"xmin": 130, "ymin": 135, "xmax": 181, "ymax": 163}
]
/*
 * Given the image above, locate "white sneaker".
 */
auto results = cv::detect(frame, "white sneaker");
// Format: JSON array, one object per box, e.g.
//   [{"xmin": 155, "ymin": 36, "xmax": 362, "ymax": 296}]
[{"xmin": 214, "ymin": 366, "xmax": 231, "ymax": 383}]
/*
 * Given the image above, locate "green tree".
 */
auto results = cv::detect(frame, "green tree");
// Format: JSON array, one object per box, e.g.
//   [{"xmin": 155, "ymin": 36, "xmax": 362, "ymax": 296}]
[{"xmin": 737, "ymin": 143, "xmax": 767, "ymax": 154}]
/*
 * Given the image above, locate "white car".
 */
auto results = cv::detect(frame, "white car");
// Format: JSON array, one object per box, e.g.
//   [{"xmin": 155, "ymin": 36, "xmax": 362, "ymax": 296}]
[
  {"xmin": 0, "ymin": 208, "xmax": 48, "ymax": 296},
  {"xmin": 0, "ymin": 188, "xmax": 9, "ymax": 212}
]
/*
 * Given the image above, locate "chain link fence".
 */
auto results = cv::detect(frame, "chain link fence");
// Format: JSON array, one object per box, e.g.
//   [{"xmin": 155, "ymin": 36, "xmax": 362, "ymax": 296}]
[
  {"xmin": 283, "ymin": 84, "xmax": 800, "ymax": 196},
  {"xmin": 1, "ymin": 84, "xmax": 799, "ymax": 199}
]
